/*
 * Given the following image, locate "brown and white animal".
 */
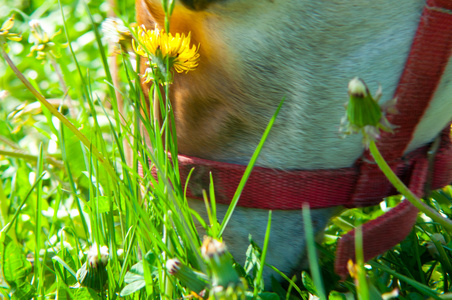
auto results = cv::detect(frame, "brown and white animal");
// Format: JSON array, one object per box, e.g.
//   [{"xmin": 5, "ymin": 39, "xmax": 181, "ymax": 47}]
[{"xmin": 136, "ymin": 0, "xmax": 452, "ymax": 285}]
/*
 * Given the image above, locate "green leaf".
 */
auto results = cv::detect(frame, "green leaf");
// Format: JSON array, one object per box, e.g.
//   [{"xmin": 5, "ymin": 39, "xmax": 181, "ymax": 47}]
[
  {"xmin": 121, "ymin": 261, "xmax": 145, "ymax": 296},
  {"xmin": 11, "ymin": 281, "xmax": 36, "ymax": 300},
  {"xmin": 244, "ymin": 291, "xmax": 279, "ymax": 300},
  {"xmin": 82, "ymin": 195, "xmax": 114, "ymax": 214},
  {"xmin": 0, "ymin": 235, "xmax": 32, "ymax": 286},
  {"xmin": 53, "ymin": 248, "xmax": 78, "ymax": 285},
  {"xmin": 430, "ymin": 190, "xmax": 452, "ymax": 214},
  {"xmin": 328, "ymin": 291, "xmax": 348, "ymax": 300},
  {"xmin": 144, "ymin": 251, "xmax": 156, "ymax": 266},
  {"xmin": 124, "ymin": 261, "xmax": 144, "ymax": 284},
  {"xmin": 62, "ymin": 125, "xmax": 89, "ymax": 181},
  {"xmin": 121, "ymin": 259, "xmax": 160, "ymax": 296},
  {"xmin": 406, "ymin": 293, "xmax": 424, "ymax": 300},
  {"xmin": 119, "ymin": 280, "xmax": 146, "ymax": 297},
  {"xmin": 244, "ymin": 236, "xmax": 262, "ymax": 277},
  {"xmin": 301, "ymin": 271, "xmax": 318, "ymax": 297},
  {"xmin": 72, "ymin": 287, "xmax": 102, "ymax": 300},
  {"xmin": 256, "ymin": 292, "xmax": 280, "ymax": 300}
]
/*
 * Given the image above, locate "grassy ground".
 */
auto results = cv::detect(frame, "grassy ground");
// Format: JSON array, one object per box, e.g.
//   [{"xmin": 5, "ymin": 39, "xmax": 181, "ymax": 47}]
[{"xmin": 1, "ymin": 0, "xmax": 452, "ymax": 299}]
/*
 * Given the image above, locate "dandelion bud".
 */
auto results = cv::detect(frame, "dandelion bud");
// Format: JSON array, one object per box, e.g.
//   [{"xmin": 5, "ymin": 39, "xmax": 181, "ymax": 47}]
[
  {"xmin": 101, "ymin": 18, "xmax": 133, "ymax": 54},
  {"xmin": 76, "ymin": 245, "xmax": 109, "ymax": 291},
  {"xmin": 340, "ymin": 77, "xmax": 397, "ymax": 147},
  {"xmin": 346, "ymin": 77, "xmax": 382, "ymax": 129},
  {"xmin": 166, "ymin": 258, "xmax": 207, "ymax": 293},
  {"xmin": 201, "ymin": 237, "xmax": 242, "ymax": 289},
  {"xmin": 348, "ymin": 77, "xmax": 369, "ymax": 97}
]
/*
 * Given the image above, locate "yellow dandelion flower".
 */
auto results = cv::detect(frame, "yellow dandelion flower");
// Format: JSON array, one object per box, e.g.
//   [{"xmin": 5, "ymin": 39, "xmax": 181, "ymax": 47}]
[
  {"xmin": 132, "ymin": 25, "xmax": 200, "ymax": 75},
  {"xmin": 0, "ymin": 15, "xmax": 22, "ymax": 42},
  {"xmin": 28, "ymin": 20, "xmax": 66, "ymax": 60}
]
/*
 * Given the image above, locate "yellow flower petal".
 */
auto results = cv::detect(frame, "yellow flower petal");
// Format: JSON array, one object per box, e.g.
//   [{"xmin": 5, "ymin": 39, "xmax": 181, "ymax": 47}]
[
  {"xmin": 7, "ymin": 35, "xmax": 22, "ymax": 42},
  {"xmin": 1, "ymin": 16, "xmax": 15, "ymax": 32},
  {"xmin": 133, "ymin": 24, "xmax": 200, "ymax": 75}
]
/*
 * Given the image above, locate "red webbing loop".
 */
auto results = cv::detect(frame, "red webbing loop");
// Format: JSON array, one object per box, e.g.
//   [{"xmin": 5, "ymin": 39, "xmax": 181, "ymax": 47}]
[
  {"xmin": 335, "ymin": 0, "xmax": 452, "ymax": 277},
  {"xmin": 335, "ymin": 156, "xmax": 427, "ymax": 278},
  {"xmin": 335, "ymin": 200, "xmax": 419, "ymax": 278}
]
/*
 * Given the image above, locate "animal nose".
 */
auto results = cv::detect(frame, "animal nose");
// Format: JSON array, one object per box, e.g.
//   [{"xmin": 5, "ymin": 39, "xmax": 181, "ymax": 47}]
[{"xmin": 179, "ymin": 0, "xmax": 212, "ymax": 11}]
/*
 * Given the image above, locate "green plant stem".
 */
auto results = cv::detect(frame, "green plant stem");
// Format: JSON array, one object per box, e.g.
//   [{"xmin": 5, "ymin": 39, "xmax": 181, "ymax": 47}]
[
  {"xmin": 369, "ymin": 140, "xmax": 452, "ymax": 231},
  {"xmin": 355, "ymin": 226, "xmax": 369, "ymax": 300},
  {"xmin": 302, "ymin": 204, "xmax": 326, "ymax": 300},
  {"xmin": 0, "ymin": 149, "xmax": 64, "ymax": 169},
  {"xmin": 253, "ymin": 210, "xmax": 272, "ymax": 299},
  {"xmin": 0, "ymin": 44, "xmax": 117, "ymax": 181}
]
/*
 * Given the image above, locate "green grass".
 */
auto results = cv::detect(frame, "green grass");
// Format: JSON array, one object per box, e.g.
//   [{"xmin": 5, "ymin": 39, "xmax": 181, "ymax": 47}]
[{"xmin": 1, "ymin": 0, "xmax": 452, "ymax": 299}]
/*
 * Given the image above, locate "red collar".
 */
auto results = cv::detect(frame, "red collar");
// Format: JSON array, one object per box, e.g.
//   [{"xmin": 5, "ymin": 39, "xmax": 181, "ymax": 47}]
[
  {"xmin": 176, "ymin": 132, "xmax": 452, "ymax": 210},
  {"xmin": 149, "ymin": 0, "xmax": 452, "ymax": 278}
]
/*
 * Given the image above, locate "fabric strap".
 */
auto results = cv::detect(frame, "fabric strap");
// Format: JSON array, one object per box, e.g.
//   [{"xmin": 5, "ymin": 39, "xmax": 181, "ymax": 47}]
[
  {"xmin": 172, "ymin": 132, "xmax": 452, "ymax": 210},
  {"xmin": 336, "ymin": 0, "xmax": 452, "ymax": 277}
]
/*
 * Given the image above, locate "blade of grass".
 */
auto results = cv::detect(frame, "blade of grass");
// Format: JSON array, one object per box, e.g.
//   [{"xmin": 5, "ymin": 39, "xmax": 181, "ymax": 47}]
[
  {"xmin": 52, "ymin": 256, "xmax": 77, "ymax": 279},
  {"xmin": 59, "ymin": 124, "xmax": 90, "ymax": 238},
  {"xmin": 219, "ymin": 98, "xmax": 284, "ymax": 236},
  {"xmin": 368, "ymin": 260, "xmax": 441, "ymax": 299},
  {"xmin": 0, "ymin": 149, "xmax": 63, "ymax": 169},
  {"xmin": 1, "ymin": 173, "xmax": 46, "ymax": 235},
  {"xmin": 84, "ymin": 2, "xmax": 121, "ymax": 128},
  {"xmin": 253, "ymin": 210, "xmax": 272, "ymax": 298},
  {"xmin": 58, "ymin": 0, "xmax": 89, "ymax": 113},
  {"xmin": 209, "ymin": 173, "xmax": 218, "ymax": 236},
  {"xmin": 302, "ymin": 203, "xmax": 326, "ymax": 300},
  {"xmin": 34, "ymin": 144, "xmax": 45, "ymax": 299},
  {"xmin": 267, "ymin": 263, "xmax": 305, "ymax": 298}
]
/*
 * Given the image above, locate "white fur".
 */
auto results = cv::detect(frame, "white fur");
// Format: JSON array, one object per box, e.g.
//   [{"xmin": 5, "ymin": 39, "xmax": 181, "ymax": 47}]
[
  {"xmin": 189, "ymin": 0, "xmax": 439, "ymax": 169},
  {"xmin": 140, "ymin": 0, "xmax": 452, "ymax": 286}
]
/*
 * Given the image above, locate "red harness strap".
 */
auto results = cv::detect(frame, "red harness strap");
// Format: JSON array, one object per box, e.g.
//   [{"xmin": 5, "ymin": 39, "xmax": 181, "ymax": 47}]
[
  {"xmin": 336, "ymin": 0, "xmax": 452, "ymax": 277},
  {"xmin": 146, "ymin": 0, "xmax": 452, "ymax": 278},
  {"xmin": 174, "ymin": 135, "xmax": 452, "ymax": 210}
]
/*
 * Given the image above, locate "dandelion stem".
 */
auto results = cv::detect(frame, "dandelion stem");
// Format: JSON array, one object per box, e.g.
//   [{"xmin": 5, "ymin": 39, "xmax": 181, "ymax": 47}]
[
  {"xmin": 369, "ymin": 140, "xmax": 452, "ymax": 231},
  {"xmin": 49, "ymin": 54, "xmax": 75, "ymax": 118}
]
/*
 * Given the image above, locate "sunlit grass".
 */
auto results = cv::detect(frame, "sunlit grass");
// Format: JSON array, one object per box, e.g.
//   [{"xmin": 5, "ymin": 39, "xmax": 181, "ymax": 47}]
[{"xmin": 0, "ymin": 1, "xmax": 452, "ymax": 299}]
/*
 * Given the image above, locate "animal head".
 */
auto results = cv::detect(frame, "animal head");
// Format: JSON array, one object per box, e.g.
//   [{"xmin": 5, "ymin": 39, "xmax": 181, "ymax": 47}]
[
  {"xmin": 135, "ymin": 0, "xmax": 448, "ymax": 171},
  {"xmin": 136, "ymin": 0, "xmax": 452, "ymax": 286}
]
